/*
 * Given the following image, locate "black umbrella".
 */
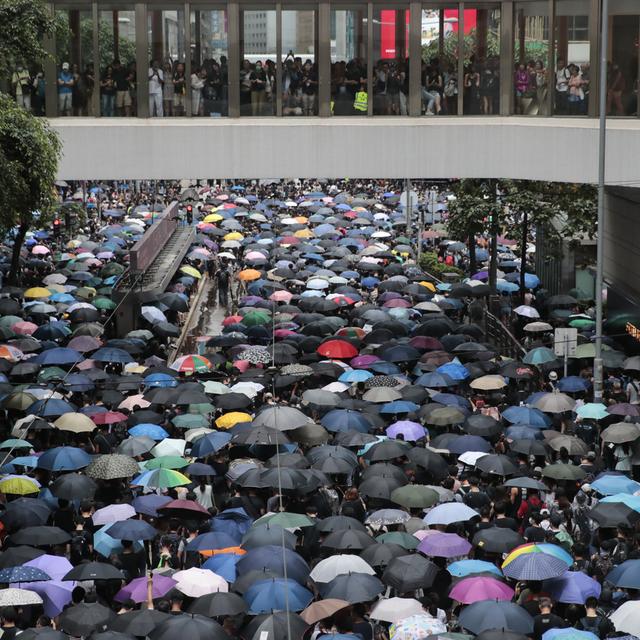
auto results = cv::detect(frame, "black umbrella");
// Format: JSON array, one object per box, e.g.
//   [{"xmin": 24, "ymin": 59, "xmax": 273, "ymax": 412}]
[
  {"xmin": 459, "ymin": 601, "xmax": 534, "ymax": 635},
  {"xmin": 362, "ymin": 440, "xmax": 412, "ymax": 462},
  {"xmin": 360, "ymin": 542, "xmax": 408, "ymax": 569},
  {"xmin": 503, "ymin": 476, "xmax": 548, "ymax": 491},
  {"xmin": 333, "ymin": 431, "xmax": 378, "ymax": 447},
  {"xmin": 0, "ymin": 546, "xmax": 45, "ymax": 568},
  {"xmin": 19, "ymin": 630, "xmax": 68, "ymax": 640},
  {"xmin": 315, "ymin": 515, "xmax": 368, "ymax": 534},
  {"xmin": 10, "ymin": 525, "xmax": 71, "ymax": 546},
  {"xmin": 321, "ymin": 529, "xmax": 376, "ymax": 551},
  {"xmin": 63, "ymin": 562, "xmax": 125, "ymax": 581},
  {"xmin": 1, "ymin": 498, "xmax": 51, "ymax": 530},
  {"xmin": 463, "ymin": 414, "xmax": 503, "ymax": 438},
  {"xmin": 472, "ymin": 527, "xmax": 524, "ymax": 554},
  {"xmin": 92, "ymin": 631, "xmax": 136, "ymax": 640},
  {"xmin": 358, "ymin": 476, "xmax": 405, "ymax": 500},
  {"xmin": 508, "ymin": 440, "xmax": 548, "ymax": 457},
  {"xmin": 361, "ymin": 463, "xmax": 407, "ymax": 485},
  {"xmin": 188, "ymin": 592, "xmax": 248, "ymax": 617},
  {"xmin": 108, "ymin": 610, "xmax": 172, "ymax": 637},
  {"xmin": 476, "ymin": 631, "xmax": 530, "ymax": 640},
  {"xmin": 242, "ymin": 524, "xmax": 297, "ymax": 551},
  {"xmin": 51, "ymin": 474, "xmax": 97, "ymax": 500},
  {"xmin": 232, "ymin": 427, "xmax": 290, "ymax": 446},
  {"xmin": 475, "ymin": 454, "xmax": 519, "ymax": 476},
  {"xmin": 149, "ymin": 614, "xmax": 228, "ymax": 640},
  {"xmin": 319, "ymin": 573, "xmax": 385, "ymax": 603},
  {"xmin": 242, "ymin": 613, "xmax": 309, "ymax": 640},
  {"xmin": 59, "ymin": 602, "xmax": 116, "ymax": 636},
  {"xmin": 405, "ymin": 448, "xmax": 449, "ymax": 480},
  {"xmin": 590, "ymin": 502, "xmax": 640, "ymax": 528},
  {"xmin": 231, "ymin": 569, "xmax": 280, "ymax": 594},
  {"xmin": 214, "ymin": 392, "xmax": 253, "ymax": 411},
  {"xmin": 382, "ymin": 554, "xmax": 438, "ymax": 592}
]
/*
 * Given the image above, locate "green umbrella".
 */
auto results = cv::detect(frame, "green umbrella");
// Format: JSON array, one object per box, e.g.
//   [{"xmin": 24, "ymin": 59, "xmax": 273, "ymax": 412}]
[
  {"xmin": 101, "ymin": 263, "xmax": 125, "ymax": 277},
  {"xmin": 92, "ymin": 297, "xmax": 116, "ymax": 310},
  {"xmin": 145, "ymin": 456, "xmax": 188, "ymax": 470},
  {"xmin": 188, "ymin": 403, "xmax": 216, "ymax": 415},
  {"xmin": 523, "ymin": 347, "xmax": 557, "ymax": 365},
  {"xmin": 254, "ymin": 512, "xmax": 315, "ymax": 529},
  {"xmin": 241, "ymin": 310, "xmax": 271, "ymax": 327},
  {"xmin": 172, "ymin": 414, "xmax": 209, "ymax": 429},
  {"xmin": 541, "ymin": 463, "xmax": 587, "ymax": 481},
  {"xmin": 0, "ymin": 316, "xmax": 23, "ymax": 329},
  {"xmin": 375, "ymin": 531, "xmax": 419, "ymax": 549},
  {"xmin": 569, "ymin": 318, "xmax": 595, "ymax": 329},
  {"xmin": 390, "ymin": 485, "xmax": 439, "ymax": 509},
  {"xmin": 38, "ymin": 367, "xmax": 67, "ymax": 382},
  {"xmin": 2, "ymin": 392, "xmax": 37, "ymax": 411},
  {"xmin": 0, "ymin": 327, "xmax": 16, "ymax": 339}
]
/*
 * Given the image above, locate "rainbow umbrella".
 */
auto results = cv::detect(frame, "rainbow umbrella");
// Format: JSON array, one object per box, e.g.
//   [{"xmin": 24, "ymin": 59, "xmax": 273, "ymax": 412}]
[
  {"xmin": 503, "ymin": 543, "xmax": 573, "ymax": 568},
  {"xmin": 131, "ymin": 468, "xmax": 190, "ymax": 489},
  {"xmin": 171, "ymin": 354, "xmax": 212, "ymax": 373}
]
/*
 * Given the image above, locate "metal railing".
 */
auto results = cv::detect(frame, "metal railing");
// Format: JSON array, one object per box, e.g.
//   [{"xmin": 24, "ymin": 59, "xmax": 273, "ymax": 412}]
[{"xmin": 485, "ymin": 307, "xmax": 527, "ymax": 360}]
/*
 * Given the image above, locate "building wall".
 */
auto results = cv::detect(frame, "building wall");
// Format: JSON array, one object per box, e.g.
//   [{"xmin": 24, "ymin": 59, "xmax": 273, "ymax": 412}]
[{"xmin": 51, "ymin": 116, "xmax": 640, "ymax": 184}]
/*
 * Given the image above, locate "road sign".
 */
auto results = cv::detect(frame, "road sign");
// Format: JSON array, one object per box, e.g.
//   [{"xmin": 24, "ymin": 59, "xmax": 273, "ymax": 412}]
[{"xmin": 554, "ymin": 328, "xmax": 578, "ymax": 357}]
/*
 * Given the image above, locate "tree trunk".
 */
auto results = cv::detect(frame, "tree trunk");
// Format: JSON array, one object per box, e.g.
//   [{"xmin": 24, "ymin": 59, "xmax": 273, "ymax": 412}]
[
  {"xmin": 9, "ymin": 223, "xmax": 29, "ymax": 286},
  {"xmin": 468, "ymin": 234, "xmax": 477, "ymax": 276},
  {"xmin": 520, "ymin": 209, "xmax": 528, "ymax": 304}
]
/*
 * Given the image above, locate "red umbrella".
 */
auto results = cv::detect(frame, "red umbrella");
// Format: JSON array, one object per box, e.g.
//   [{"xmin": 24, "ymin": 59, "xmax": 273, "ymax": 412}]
[
  {"xmin": 317, "ymin": 340, "xmax": 358, "ymax": 359},
  {"xmin": 222, "ymin": 315, "xmax": 243, "ymax": 326},
  {"xmin": 158, "ymin": 499, "xmax": 210, "ymax": 517},
  {"xmin": 92, "ymin": 411, "xmax": 128, "ymax": 425}
]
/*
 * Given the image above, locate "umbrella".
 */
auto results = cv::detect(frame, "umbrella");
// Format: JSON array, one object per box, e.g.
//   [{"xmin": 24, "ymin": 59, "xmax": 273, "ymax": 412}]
[
  {"xmin": 50, "ymin": 473, "xmax": 97, "ymax": 500},
  {"xmin": 173, "ymin": 567, "xmax": 228, "ymax": 597},
  {"xmin": 37, "ymin": 446, "xmax": 91, "ymax": 471},
  {"xmin": 591, "ymin": 472, "xmax": 640, "ymax": 496},
  {"xmin": 115, "ymin": 575, "xmax": 177, "ymax": 603},
  {"xmin": 382, "ymin": 555, "xmax": 438, "ymax": 592},
  {"xmin": 10, "ymin": 526, "xmax": 71, "ymax": 546},
  {"xmin": 590, "ymin": 502, "xmax": 640, "ymax": 528},
  {"xmin": 449, "ymin": 577, "xmax": 515, "ymax": 604},
  {"xmin": 601, "ymin": 422, "xmax": 640, "ymax": 444},
  {"xmin": 370, "ymin": 597, "xmax": 424, "ymax": 624},
  {"xmin": 59, "ymin": 602, "xmax": 116, "ymax": 636},
  {"xmin": 418, "ymin": 532, "xmax": 471, "ymax": 558},
  {"xmin": 0, "ymin": 588, "xmax": 43, "ymax": 606},
  {"xmin": 542, "ymin": 630, "xmax": 598, "ymax": 640},
  {"xmin": 0, "ymin": 566, "xmax": 51, "ymax": 583},
  {"xmin": 502, "ymin": 552, "xmax": 568, "ymax": 580},
  {"xmin": 610, "ymin": 600, "xmax": 640, "ymax": 636},
  {"xmin": 300, "ymin": 599, "xmax": 350, "ymax": 625},
  {"xmin": 149, "ymin": 614, "xmax": 228, "ymax": 640},
  {"xmin": 389, "ymin": 614, "xmax": 446, "ymax": 639},
  {"xmin": 63, "ymin": 562, "xmax": 125, "ymax": 582},
  {"xmin": 472, "ymin": 527, "xmax": 524, "ymax": 554},
  {"xmin": 543, "ymin": 571, "xmax": 601, "ymax": 604},
  {"xmin": 319, "ymin": 573, "xmax": 385, "ymax": 603},
  {"xmin": 423, "ymin": 503, "xmax": 479, "ymax": 526},
  {"xmin": 448, "ymin": 560, "xmax": 503, "ymax": 578},
  {"xmin": 309, "ymin": 555, "xmax": 376, "ymax": 583},
  {"xmin": 242, "ymin": 612, "xmax": 309, "ymax": 640},
  {"xmin": 109, "ymin": 610, "xmax": 172, "ymax": 637},
  {"xmin": 244, "ymin": 578, "xmax": 313, "ymax": 614},
  {"xmin": 188, "ymin": 591, "xmax": 247, "ymax": 617},
  {"xmin": 93, "ymin": 503, "xmax": 137, "ymax": 526},
  {"xmin": 458, "ymin": 601, "xmax": 534, "ymax": 634},
  {"xmin": 107, "ymin": 519, "xmax": 158, "ymax": 541}
]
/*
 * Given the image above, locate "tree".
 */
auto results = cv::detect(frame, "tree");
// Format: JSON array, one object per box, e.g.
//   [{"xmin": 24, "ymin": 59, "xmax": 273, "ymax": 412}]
[
  {"xmin": 0, "ymin": 96, "xmax": 60, "ymax": 285},
  {"xmin": 0, "ymin": 0, "xmax": 56, "ymax": 78}
]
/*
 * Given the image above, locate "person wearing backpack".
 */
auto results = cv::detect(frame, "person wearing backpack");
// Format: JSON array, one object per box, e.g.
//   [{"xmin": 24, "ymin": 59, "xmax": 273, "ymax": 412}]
[
  {"xmin": 69, "ymin": 516, "xmax": 93, "ymax": 566},
  {"xmin": 577, "ymin": 597, "xmax": 614, "ymax": 639}
]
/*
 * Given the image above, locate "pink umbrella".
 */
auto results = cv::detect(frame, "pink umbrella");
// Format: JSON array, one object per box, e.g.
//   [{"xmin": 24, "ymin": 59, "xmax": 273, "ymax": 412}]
[
  {"xmin": 270, "ymin": 291, "xmax": 293, "ymax": 302},
  {"xmin": 32, "ymin": 245, "xmax": 50, "ymax": 255},
  {"xmin": 449, "ymin": 576, "xmax": 514, "ymax": 604},
  {"xmin": 12, "ymin": 321, "xmax": 38, "ymax": 336},
  {"xmin": 119, "ymin": 394, "xmax": 151, "ymax": 411}
]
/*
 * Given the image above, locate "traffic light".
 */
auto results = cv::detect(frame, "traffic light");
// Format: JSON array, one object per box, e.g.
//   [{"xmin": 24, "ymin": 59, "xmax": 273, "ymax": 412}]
[
  {"xmin": 53, "ymin": 218, "xmax": 62, "ymax": 237},
  {"xmin": 186, "ymin": 204, "xmax": 193, "ymax": 225}
]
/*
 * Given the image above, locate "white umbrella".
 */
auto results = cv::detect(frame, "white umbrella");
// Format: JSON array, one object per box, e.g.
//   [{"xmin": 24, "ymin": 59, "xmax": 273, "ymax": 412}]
[
  {"xmin": 151, "ymin": 438, "xmax": 186, "ymax": 458},
  {"xmin": 230, "ymin": 381, "xmax": 264, "ymax": 398},
  {"xmin": 533, "ymin": 391, "xmax": 576, "ymax": 413},
  {"xmin": 93, "ymin": 503, "xmax": 136, "ymax": 526},
  {"xmin": 514, "ymin": 305, "xmax": 540, "ymax": 318},
  {"xmin": 203, "ymin": 380, "xmax": 230, "ymax": 395},
  {"xmin": 459, "ymin": 451, "xmax": 488, "ymax": 467},
  {"xmin": 309, "ymin": 555, "xmax": 375, "ymax": 583},
  {"xmin": 370, "ymin": 597, "xmax": 424, "ymax": 623},
  {"xmin": 390, "ymin": 614, "xmax": 446, "ymax": 639},
  {"xmin": 611, "ymin": 600, "xmax": 640, "ymax": 636},
  {"xmin": 173, "ymin": 568, "xmax": 228, "ymax": 597},
  {"xmin": 524, "ymin": 321, "xmax": 553, "ymax": 333},
  {"xmin": 185, "ymin": 427, "xmax": 214, "ymax": 443},
  {"xmin": 141, "ymin": 306, "xmax": 167, "ymax": 324},
  {"xmin": 0, "ymin": 588, "xmax": 43, "ymax": 606}
]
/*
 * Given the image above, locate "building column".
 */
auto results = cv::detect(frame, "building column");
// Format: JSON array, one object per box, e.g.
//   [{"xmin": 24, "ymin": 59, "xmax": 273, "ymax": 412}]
[
  {"xmin": 92, "ymin": 1, "xmax": 101, "ymax": 117},
  {"xmin": 367, "ymin": 2, "xmax": 373, "ymax": 116},
  {"xmin": 135, "ymin": 2, "xmax": 149, "ymax": 117},
  {"xmin": 150, "ymin": 11, "xmax": 164, "ymax": 64},
  {"xmin": 588, "ymin": 0, "xmax": 601, "ymax": 117},
  {"xmin": 318, "ymin": 0, "xmax": 331, "ymax": 117},
  {"xmin": 69, "ymin": 10, "xmax": 81, "ymax": 67},
  {"xmin": 276, "ymin": 2, "xmax": 283, "ymax": 116},
  {"xmin": 409, "ymin": 1, "xmax": 422, "ymax": 116},
  {"xmin": 547, "ymin": 0, "xmax": 555, "ymax": 116},
  {"xmin": 457, "ymin": 2, "xmax": 465, "ymax": 116},
  {"xmin": 500, "ymin": 1, "xmax": 514, "ymax": 115},
  {"xmin": 228, "ymin": 1, "xmax": 241, "ymax": 117},
  {"xmin": 185, "ymin": 3, "xmax": 192, "ymax": 116}
]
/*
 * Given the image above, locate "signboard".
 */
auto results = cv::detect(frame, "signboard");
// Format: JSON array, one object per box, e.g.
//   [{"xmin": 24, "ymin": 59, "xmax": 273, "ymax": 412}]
[{"xmin": 554, "ymin": 328, "xmax": 578, "ymax": 357}]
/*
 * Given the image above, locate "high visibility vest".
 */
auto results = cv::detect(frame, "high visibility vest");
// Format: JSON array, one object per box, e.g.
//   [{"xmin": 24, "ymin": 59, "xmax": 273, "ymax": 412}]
[{"xmin": 353, "ymin": 91, "xmax": 368, "ymax": 112}]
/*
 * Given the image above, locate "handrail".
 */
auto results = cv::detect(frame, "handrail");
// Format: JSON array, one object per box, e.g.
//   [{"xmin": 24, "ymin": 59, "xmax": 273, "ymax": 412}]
[{"xmin": 129, "ymin": 201, "xmax": 179, "ymax": 273}]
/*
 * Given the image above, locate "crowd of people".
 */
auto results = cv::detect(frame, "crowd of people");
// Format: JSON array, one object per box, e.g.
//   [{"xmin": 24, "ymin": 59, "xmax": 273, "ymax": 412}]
[{"xmin": 1, "ymin": 179, "xmax": 640, "ymax": 640}]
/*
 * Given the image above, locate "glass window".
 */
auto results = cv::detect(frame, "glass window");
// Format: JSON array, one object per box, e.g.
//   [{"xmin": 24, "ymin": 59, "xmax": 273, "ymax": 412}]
[
  {"xmin": 190, "ymin": 8, "xmax": 229, "ymax": 117},
  {"xmin": 54, "ymin": 8, "xmax": 94, "ymax": 117},
  {"xmin": 372, "ymin": 8, "xmax": 409, "ymax": 115},
  {"xmin": 554, "ymin": 0, "xmax": 590, "ymax": 115},
  {"xmin": 463, "ymin": 7, "xmax": 501, "ymax": 115},
  {"xmin": 422, "ymin": 7, "xmax": 458, "ymax": 115},
  {"xmin": 281, "ymin": 9, "xmax": 317, "ymax": 116},
  {"xmin": 330, "ymin": 8, "xmax": 367, "ymax": 116},
  {"xmin": 148, "ymin": 8, "xmax": 186, "ymax": 116},
  {"xmin": 99, "ymin": 9, "xmax": 137, "ymax": 116},
  {"xmin": 607, "ymin": 1, "xmax": 640, "ymax": 116},
  {"xmin": 513, "ymin": 1, "xmax": 550, "ymax": 115},
  {"xmin": 240, "ymin": 9, "xmax": 277, "ymax": 116}
]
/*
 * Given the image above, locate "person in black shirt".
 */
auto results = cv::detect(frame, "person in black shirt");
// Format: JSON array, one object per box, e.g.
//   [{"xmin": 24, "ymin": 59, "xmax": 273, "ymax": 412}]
[
  {"xmin": 52, "ymin": 498, "xmax": 75, "ymax": 533},
  {"xmin": 493, "ymin": 500, "xmax": 519, "ymax": 531},
  {"xmin": 116, "ymin": 540, "xmax": 146, "ymax": 580},
  {"xmin": 524, "ymin": 511, "xmax": 547, "ymax": 542},
  {"xmin": 463, "ymin": 476, "xmax": 491, "ymax": 510},
  {"xmin": 0, "ymin": 607, "xmax": 19, "ymax": 640},
  {"xmin": 533, "ymin": 598, "xmax": 566, "ymax": 640}
]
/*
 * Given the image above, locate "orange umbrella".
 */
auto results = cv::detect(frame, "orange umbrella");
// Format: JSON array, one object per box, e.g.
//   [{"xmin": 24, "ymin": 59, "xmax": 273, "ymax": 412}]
[{"xmin": 237, "ymin": 269, "xmax": 262, "ymax": 282}]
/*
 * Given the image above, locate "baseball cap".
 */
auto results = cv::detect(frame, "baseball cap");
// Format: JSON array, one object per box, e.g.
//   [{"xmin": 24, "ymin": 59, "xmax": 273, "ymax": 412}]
[
  {"xmin": 62, "ymin": 62, "xmax": 70, "ymax": 70},
  {"xmin": 549, "ymin": 371, "xmax": 558, "ymax": 381}
]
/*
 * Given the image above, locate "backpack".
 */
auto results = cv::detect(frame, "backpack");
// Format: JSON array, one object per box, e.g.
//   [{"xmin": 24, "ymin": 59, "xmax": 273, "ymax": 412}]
[{"xmin": 70, "ymin": 531, "xmax": 91, "ymax": 564}]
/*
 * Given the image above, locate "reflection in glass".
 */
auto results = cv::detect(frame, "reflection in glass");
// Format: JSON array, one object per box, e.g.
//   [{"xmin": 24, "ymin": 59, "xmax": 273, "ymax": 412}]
[
  {"xmin": 372, "ymin": 8, "xmax": 409, "ymax": 115},
  {"xmin": 330, "ymin": 8, "xmax": 367, "ymax": 115},
  {"xmin": 191, "ymin": 9, "xmax": 229, "ymax": 117},
  {"xmin": 554, "ymin": 1, "xmax": 590, "ymax": 115},
  {"xmin": 240, "ymin": 9, "xmax": 276, "ymax": 116},
  {"xmin": 282, "ymin": 10, "xmax": 317, "ymax": 116},
  {"xmin": 514, "ymin": 2, "xmax": 550, "ymax": 115},
  {"xmin": 148, "ymin": 9, "xmax": 186, "ymax": 117},
  {"xmin": 99, "ymin": 9, "xmax": 137, "ymax": 116},
  {"xmin": 463, "ymin": 7, "xmax": 500, "ymax": 115},
  {"xmin": 422, "ymin": 8, "xmax": 458, "ymax": 115},
  {"xmin": 607, "ymin": 9, "xmax": 639, "ymax": 116}
]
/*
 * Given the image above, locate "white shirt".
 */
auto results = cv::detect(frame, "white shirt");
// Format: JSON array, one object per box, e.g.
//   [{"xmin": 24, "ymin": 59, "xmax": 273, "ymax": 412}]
[
  {"xmin": 148, "ymin": 68, "xmax": 164, "ymax": 95},
  {"xmin": 194, "ymin": 484, "xmax": 213, "ymax": 509}
]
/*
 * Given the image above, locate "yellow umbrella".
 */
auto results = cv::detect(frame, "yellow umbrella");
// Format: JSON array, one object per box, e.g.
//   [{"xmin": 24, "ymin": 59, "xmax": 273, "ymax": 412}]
[
  {"xmin": 216, "ymin": 412, "xmax": 252, "ymax": 429},
  {"xmin": 224, "ymin": 232, "xmax": 244, "ymax": 241},
  {"xmin": 293, "ymin": 216, "xmax": 308, "ymax": 224},
  {"xmin": 294, "ymin": 229, "xmax": 314, "ymax": 238},
  {"xmin": 46, "ymin": 284, "xmax": 67, "ymax": 294},
  {"xmin": 418, "ymin": 281, "xmax": 437, "ymax": 293},
  {"xmin": 24, "ymin": 287, "xmax": 51, "ymax": 299},
  {"xmin": 0, "ymin": 476, "xmax": 40, "ymax": 495},
  {"xmin": 469, "ymin": 375, "xmax": 507, "ymax": 391},
  {"xmin": 66, "ymin": 240, "xmax": 82, "ymax": 249},
  {"xmin": 237, "ymin": 269, "xmax": 262, "ymax": 282},
  {"xmin": 54, "ymin": 413, "xmax": 96, "ymax": 433},
  {"xmin": 203, "ymin": 213, "xmax": 223, "ymax": 223},
  {"xmin": 180, "ymin": 266, "xmax": 202, "ymax": 279}
]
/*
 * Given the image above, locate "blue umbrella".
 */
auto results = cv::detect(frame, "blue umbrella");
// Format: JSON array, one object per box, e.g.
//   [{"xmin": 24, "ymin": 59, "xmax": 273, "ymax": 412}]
[
  {"xmin": 503, "ymin": 406, "xmax": 551, "ymax": 426},
  {"xmin": 601, "ymin": 493, "xmax": 640, "ymax": 511},
  {"xmin": 543, "ymin": 571, "xmax": 601, "ymax": 604},
  {"xmin": 209, "ymin": 508, "xmax": 252, "ymax": 542},
  {"xmin": 237, "ymin": 546, "xmax": 310, "ymax": 585},
  {"xmin": 107, "ymin": 519, "xmax": 158, "ymax": 541},
  {"xmin": 32, "ymin": 322, "xmax": 72, "ymax": 340},
  {"xmin": 497, "ymin": 281, "xmax": 519, "ymax": 293},
  {"xmin": 0, "ymin": 566, "xmax": 51, "ymax": 583},
  {"xmin": 361, "ymin": 277, "xmax": 380, "ymax": 288},
  {"xmin": 128, "ymin": 423, "xmax": 169, "ymax": 440},
  {"xmin": 185, "ymin": 532, "xmax": 238, "ymax": 552},
  {"xmin": 368, "ymin": 361, "xmax": 401, "ymax": 375},
  {"xmin": 37, "ymin": 446, "xmax": 91, "ymax": 471},
  {"xmin": 542, "ymin": 629, "xmax": 598, "ymax": 640},
  {"xmin": 592, "ymin": 472, "xmax": 640, "ymax": 496},
  {"xmin": 202, "ymin": 553, "xmax": 241, "ymax": 583},
  {"xmin": 379, "ymin": 401, "xmax": 419, "ymax": 415},
  {"xmin": 27, "ymin": 399, "xmax": 77, "ymax": 417},
  {"xmin": 321, "ymin": 409, "xmax": 372, "ymax": 433},
  {"xmin": 448, "ymin": 435, "xmax": 491, "ymax": 454},
  {"xmin": 458, "ymin": 601, "xmax": 533, "ymax": 634},
  {"xmin": 606, "ymin": 559, "xmax": 640, "ymax": 588},
  {"xmin": 415, "ymin": 372, "xmax": 456, "ymax": 388},
  {"xmin": 143, "ymin": 373, "xmax": 178, "ymax": 388},
  {"xmin": 190, "ymin": 432, "xmax": 232, "ymax": 457},
  {"xmin": 92, "ymin": 348, "xmax": 134, "ymax": 363},
  {"xmin": 506, "ymin": 426, "xmax": 543, "ymax": 440},
  {"xmin": 93, "ymin": 524, "xmax": 144, "ymax": 558},
  {"xmin": 338, "ymin": 370, "xmax": 373, "ymax": 383},
  {"xmin": 431, "ymin": 393, "xmax": 471, "ymax": 409},
  {"xmin": 32, "ymin": 347, "xmax": 82, "ymax": 366},
  {"xmin": 132, "ymin": 494, "xmax": 171, "ymax": 517},
  {"xmin": 244, "ymin": 578, "xmax": 313, "ymax": 614},
  {"xmin": 502, "ymin": 553, "xmax": 568, "ymax": 581},
  {"xmin": 65, "ymin": 373, "xmax": 95, "ymax": 393},
  {"xmin": 447, "ymin": 560, "xmax": 502, "ymax": 578},
  {"xmin": 436, "ymin": 360, "xmax": 470, "ymax": 381},
  {"xmin": 557, "ymin": 376, "xmax": 590, "ymax": 393}
]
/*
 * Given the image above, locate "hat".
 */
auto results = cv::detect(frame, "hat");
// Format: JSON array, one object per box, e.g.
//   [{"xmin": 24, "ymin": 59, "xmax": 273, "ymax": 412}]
[
  {"xmin": 582, "ymin": 483, "xmax": 591, "ymax": 492},
  {"xmin": 549, "ymin": 371, "xmax": 558, "ymax": 381},
  {"xmin": 62, "ymin": 62, "xmax": 70, "ymax": 70},
  {"xmin": 587, "ymin": 451, "xmax": 596, "ymax": 461}
]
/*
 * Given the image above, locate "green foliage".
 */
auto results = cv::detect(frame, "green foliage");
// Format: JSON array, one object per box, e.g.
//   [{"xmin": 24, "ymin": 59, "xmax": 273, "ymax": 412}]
[
  {"xmin": 0, "ymin": 94, "xmax": 60, "ymax": 283},
  {"xmin": 0, "ymin": 0, "xmax": 56, "ymax": 78},
  {"xmin": 419, "ymin": 252, "xmax": 463, "ymax": 280},
  {"xmin": 422, "ymin": 29, "xmax": 500, "ymax": 68}
]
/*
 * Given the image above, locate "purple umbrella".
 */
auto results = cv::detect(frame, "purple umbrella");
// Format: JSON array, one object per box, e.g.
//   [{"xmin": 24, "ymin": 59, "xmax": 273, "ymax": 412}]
[
  {"xmin": 449, "ymin": 576, "xmax": 515, "ymax": 604},
  {"xmin": 25, "ymin": 554, "xmax": 73, "ymax": 580},
  {"xmin": 418, "ymin": 532, "xmax": 472, "ymax": 558},
  {"xmin": 543, "ymin": 571, "xmax": 602, "ymax": 604},
  {"xmin": 350, "ymin": 355, "xmax": 381, "ymax": 368},
  {"xmin": 115, "ymin": 574, "xmax": 177, "ymax": 603},
  {"xmin": 386, "ymin": 421, "xmax": 427, "ymax": 442},
  {"xmin": 132, "ymin": 494, "xmax": 172, "ymax": 517},
  {"xmin": 15, "ymin": 580, "xmax": 75, "ymax": 617}
]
